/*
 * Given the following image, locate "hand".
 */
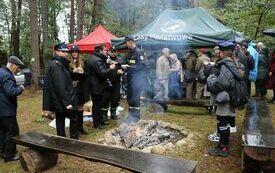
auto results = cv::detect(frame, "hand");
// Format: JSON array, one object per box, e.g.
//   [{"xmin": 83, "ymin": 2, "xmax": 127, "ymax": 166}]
[
  {"xmin": 117, "ymin": 69, "xmax": 124, "ymax": 75},
  {"xmin": 110, "ymin": 64, "xmax": 116, "ymax": 70},
  {"xmin": 121, "ymin": 64, "xmax": 130, "ymax": 69},
  {"xmin": 73, "ymin": 68, "xmax": 84, "ymax": 74},
  {"xmin": 269, "ymin": 72, "xmax": 272, "ymax": 76},
  {"xmin": 203, "ymin": 60, "xmax": 210, "ymax": 65},
  {"xmin": 20, "ymin": 85, "xmax": 25, "ymax": 91},
  {"xmin": 111, "ymin": 61, "xmax": 118, "ymax": 65},
  {"xmin": 66, "ymin": 105, "xmax": 73, "ymax": 110},
  {"xmin": 159, "ymin": 80, "xmax": 166, "ymax": 85},
  {"xmin": 106, "ymin": 58, "xmax": 112, "ymax": 64}
]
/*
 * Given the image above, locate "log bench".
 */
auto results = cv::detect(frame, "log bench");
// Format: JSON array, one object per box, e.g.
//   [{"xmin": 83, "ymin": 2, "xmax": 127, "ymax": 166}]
[
  {"xmin": 13, "ymin": 131, "xmax": 197, "ymax": 173},
  {"xmin": 242, "ymin": 99, "xmax": 275, "ymax": 173},
  {"xmin": 142, "ymin": 98, "xmax": 215, "ymax": 114}
]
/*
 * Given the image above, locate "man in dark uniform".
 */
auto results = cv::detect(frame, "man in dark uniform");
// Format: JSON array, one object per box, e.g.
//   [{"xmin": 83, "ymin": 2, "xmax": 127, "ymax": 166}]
[
  {"xmin": 86, "ymin": 45, "xmax": 116, "ymax": 129},
  {"xmin": 122, "ymin": 36, "xmax": 146, "ymax": 123},
  {"xmin": 0, "ymin": 56, "xmax": 25, "ymax": 162},
  {"xmin": 43, "ymin": 42, "xmax": 78, "ymax": 139},
  {"xmin": 102, "ymin": 49, "xmax": 124, "ymax": 121}
]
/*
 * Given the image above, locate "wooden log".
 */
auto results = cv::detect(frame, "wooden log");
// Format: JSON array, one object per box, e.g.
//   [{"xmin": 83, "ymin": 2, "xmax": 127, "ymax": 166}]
[
  {"xmin": 241, "ymin": 150, "xmax": 260, "ymax": 173},
  {"xmin": 271, "ymin": 149, "xmax": 275, "ymax": 162},
  {"xmin": 148, "ymin": 99, "xmax": 211, "ymax": 107},
  {"xmin": 244, "ymin": 146, "xmax": 270, "ymax": 161},
  {"xmin": 19, "ymin": 148, "xmax": 58, "ymax": 173},
  {"xmin": 14, "ymin": 132, "xmax": 197, "ymax": 173}
]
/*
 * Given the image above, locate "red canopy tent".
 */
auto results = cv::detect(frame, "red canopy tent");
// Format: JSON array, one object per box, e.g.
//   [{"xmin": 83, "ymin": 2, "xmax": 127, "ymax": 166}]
[{"xmin": 68, "ymin": 25, "xmax": 117, "ymax": 53}]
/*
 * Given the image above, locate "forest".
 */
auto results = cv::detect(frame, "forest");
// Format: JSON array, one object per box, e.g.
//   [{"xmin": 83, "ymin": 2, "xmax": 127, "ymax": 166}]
[{"xmin": 0, "ymin": 0, "xmax": 274, "ymax": 86}]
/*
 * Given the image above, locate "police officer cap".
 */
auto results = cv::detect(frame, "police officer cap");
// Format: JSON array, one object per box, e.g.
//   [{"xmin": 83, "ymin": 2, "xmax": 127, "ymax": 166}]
[
  {"xmin": 54, "ymin": 42, "xmax": 69, "ymax": 52},
  {"xmin": 217, "ymin": 41, "xmax": 235, "ymax": 51},
  {"xmin": 8, "ymin": 55, "xmax": 25, "ymax": 67},
  {"xmin": 124, "ymin": 36, "xmax": 135, "ymax": 42},
  {"xmin": 70, "ymin": 44, "xmax": 80, "ymax": 53}
]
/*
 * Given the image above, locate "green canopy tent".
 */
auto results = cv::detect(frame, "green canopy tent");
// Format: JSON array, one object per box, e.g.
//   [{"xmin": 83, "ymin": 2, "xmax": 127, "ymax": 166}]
[{"xmin": 112, "ymin": 7, "xmax": 241, "ymax": 50}]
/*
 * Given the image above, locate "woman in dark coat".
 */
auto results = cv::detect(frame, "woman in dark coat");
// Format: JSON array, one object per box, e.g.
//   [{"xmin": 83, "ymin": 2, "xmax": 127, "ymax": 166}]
[
  {"xmin": 267, "ymin": 49, "xmax": 275, "ymax": 103},
  {"xmin": 69, "ymin": 44, "xmax": 89, "ymax": 134}
]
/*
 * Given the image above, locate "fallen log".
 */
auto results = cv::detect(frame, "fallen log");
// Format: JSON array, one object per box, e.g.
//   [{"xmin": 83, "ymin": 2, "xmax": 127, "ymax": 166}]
[
  {"xmin": 142, "ymin": 98, "xmax": 215, "ymax": 113},
  {"xmin": 143, "ymin": 99, "xmax": 212, "ymax": 107},
  {"xmin": 20, "ymin": 148, "xmax": 58, "ymax": 173},
  {"xmin": 13, "ymin": 132, "xmax": 197, "ymax": 173}
]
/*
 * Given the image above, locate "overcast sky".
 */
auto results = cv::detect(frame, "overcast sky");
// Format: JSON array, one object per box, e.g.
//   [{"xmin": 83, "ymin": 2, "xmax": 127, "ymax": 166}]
[{"xmin": 56, "ymin": 6, "xmax": 69, "ymax": 43}]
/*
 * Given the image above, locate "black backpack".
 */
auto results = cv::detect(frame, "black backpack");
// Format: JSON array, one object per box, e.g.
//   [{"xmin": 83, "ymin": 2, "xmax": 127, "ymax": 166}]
[{"xmin": 223, "ymin": 63, "xmax": 248, "ymax": 108}]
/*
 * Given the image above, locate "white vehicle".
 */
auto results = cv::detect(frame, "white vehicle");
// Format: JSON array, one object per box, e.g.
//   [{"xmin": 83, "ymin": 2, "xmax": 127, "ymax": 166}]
[{"xmin": 14, "ymin": 72, "xmax": 25, "ymax": 86}]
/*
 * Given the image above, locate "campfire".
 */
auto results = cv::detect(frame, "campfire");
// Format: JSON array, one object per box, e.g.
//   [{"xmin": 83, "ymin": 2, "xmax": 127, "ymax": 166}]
[{"xmin": 100, "ymin": 120, "xmax": 194, "ymax": 154}]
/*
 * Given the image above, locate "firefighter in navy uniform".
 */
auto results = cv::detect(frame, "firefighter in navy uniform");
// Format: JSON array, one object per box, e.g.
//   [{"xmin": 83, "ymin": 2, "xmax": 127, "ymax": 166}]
[
  {"xmin": 122, "ymin": 36, "xmax": 146, "ymax": 123},
  {"xmin": 101, "ymin": 49, "xmax": 124, "ymax": 122}
]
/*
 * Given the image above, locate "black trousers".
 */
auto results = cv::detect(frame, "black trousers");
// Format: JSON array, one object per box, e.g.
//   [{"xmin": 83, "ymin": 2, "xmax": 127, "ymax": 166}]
[
  {"xmin": 91, "ymin": 94, "xmax": 104, "ymax": 127},
  {"xmin": 255, "ymin": 79, "xmax": 267, "ymax": 96},
  {"xmin": 55, "ymin": 111, "xmax": 78, "ymax": 139},
  {"xmin": 217, "ymin": 116, "xmax": 230, "ymax": 147},
  {"xmin": 0, "ymin": 116, "xmax": 19, "ymax": 159},
  {"xmin": 77, "ymin": 111, "xmax": 84, "ymax": 132},
  {"xmin": 126, "ymin": 74, "xmax": 144, "ymax": 121},
  {"xmin": 102, "ymin": 83, "xmax": 121, "ymax": 110},
  {"xmin": 246, "ymin": 79, "xmax": 251, "ymax": 97}
]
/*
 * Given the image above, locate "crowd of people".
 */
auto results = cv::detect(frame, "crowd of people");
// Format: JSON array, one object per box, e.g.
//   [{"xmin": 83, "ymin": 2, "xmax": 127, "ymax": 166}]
[
  {"xmin": 148, "ymin": 40, "xmax": 275, "ymax": 104},
  {"xmin": 0, "ymin": 36, "xmax": 274, "ymax": 162},
  {"xmin": 42, "ymin": 36, "xmax": 146, "ymax": 138}
]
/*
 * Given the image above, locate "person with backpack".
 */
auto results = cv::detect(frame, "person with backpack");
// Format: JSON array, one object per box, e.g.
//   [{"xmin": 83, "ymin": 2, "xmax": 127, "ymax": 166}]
[
  {"xmin": 206, "ymin": 41, "xmax": 246, "ymax": 157},
  {"xmin": 195, "ymin": 49, "xmax": 211, "ymax": 100}
]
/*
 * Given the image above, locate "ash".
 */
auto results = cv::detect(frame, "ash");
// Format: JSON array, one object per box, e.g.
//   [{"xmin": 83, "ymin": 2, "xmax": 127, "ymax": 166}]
[{"xmin": 104, "ymin": 120, "xmax": 186, "ymax": 150}]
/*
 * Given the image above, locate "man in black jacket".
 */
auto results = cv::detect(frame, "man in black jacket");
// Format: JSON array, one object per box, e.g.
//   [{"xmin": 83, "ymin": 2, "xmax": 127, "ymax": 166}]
[
  {"xmin": 0, "ymin": 56, "xmax": 25, "ymax": 162},
  {"xmin": 86, "ymin": 45, "xmax": 116, "ymax": 129},
  {"xmin": 43, "ymin": 42, "xmax": 78, "ymax": 139},
  {"xmin": 102, "ymin": 49, "xmax": 124, "ymax": 122}
]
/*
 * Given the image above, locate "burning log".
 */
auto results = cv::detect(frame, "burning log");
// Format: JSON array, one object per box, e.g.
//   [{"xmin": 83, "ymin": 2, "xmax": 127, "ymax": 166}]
[{"xmin": 104, "ymin": 120, "xmax": 189, "ymax": 151}]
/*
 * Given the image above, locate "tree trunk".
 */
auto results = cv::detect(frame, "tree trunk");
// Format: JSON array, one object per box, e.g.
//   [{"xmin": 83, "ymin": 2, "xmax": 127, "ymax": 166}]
[
  {"xmin": 20, "ymin": 148, "xmax": 58, "ymax": 173},
  {"xmin": 15, "ymin": 0, "xmax": 22, "ymax": 56},
  {"xmin": 70, "ymin": 0, "xmax": 75, "ymax": 42},
  {"xmin": 91, "ymin": 0, "xmax": 103, "ymax": 31},
  {"xmin": 11, "ymin": 0, "xmax": 17, "ymax": 55},
  {"xmin": 254, "ymin": 12, "xmax": 264, "ymax": 40},
  {"xmin": 216, "ymin": 0, "xmax": 226, "ymax": 9},
  {"xmin": 10, "ymin": 0, "xmax": 22, "ymax": 56},
  {"xmin": 29, "ymin": 0, "xmax": 41, "ymax": 87},
  {"xmin": 41, "ymin": 0, "xmax": 49, "ymax": 69},
  {"xmin": 189, "ymin": 0, "xmax": 195, "ymax": 8},
  {"xmin": 77, "ymin": 0, "xmax": 85, "ymax": 40}
]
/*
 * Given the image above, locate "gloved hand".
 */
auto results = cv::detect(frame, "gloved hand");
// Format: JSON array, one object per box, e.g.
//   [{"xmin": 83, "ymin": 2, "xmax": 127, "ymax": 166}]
[{"xmin": 19, "ymin": 85, "xmax": 25, "ymax": 91}]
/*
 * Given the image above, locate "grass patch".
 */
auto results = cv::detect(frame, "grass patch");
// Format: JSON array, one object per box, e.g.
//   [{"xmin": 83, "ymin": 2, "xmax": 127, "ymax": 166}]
[{"xmin": 0, "ymin": 88, "xmax": 274, "ymax": 173}]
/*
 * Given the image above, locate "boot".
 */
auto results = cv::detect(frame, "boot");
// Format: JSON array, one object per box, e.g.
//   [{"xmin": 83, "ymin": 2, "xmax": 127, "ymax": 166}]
[
  {"xmin": 124, "ymin": 108, "xmax": 134, "ymax": 124},
  {"xmin": 132, "ymin": 107, "xmax": 141, "ymax": 122},
  {"xmin": 102, "ymin": 108, "xmax": 110, "ymax": 125},
  {"xmin": 110, "ymin": 107, "xmax": 118, "ymax": 120}
]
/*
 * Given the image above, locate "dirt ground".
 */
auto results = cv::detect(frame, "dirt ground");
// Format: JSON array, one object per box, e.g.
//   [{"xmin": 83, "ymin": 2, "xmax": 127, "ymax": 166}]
[{"xmin": 0, "ymin": 88, "xmax": 274, "ymax": 173}]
